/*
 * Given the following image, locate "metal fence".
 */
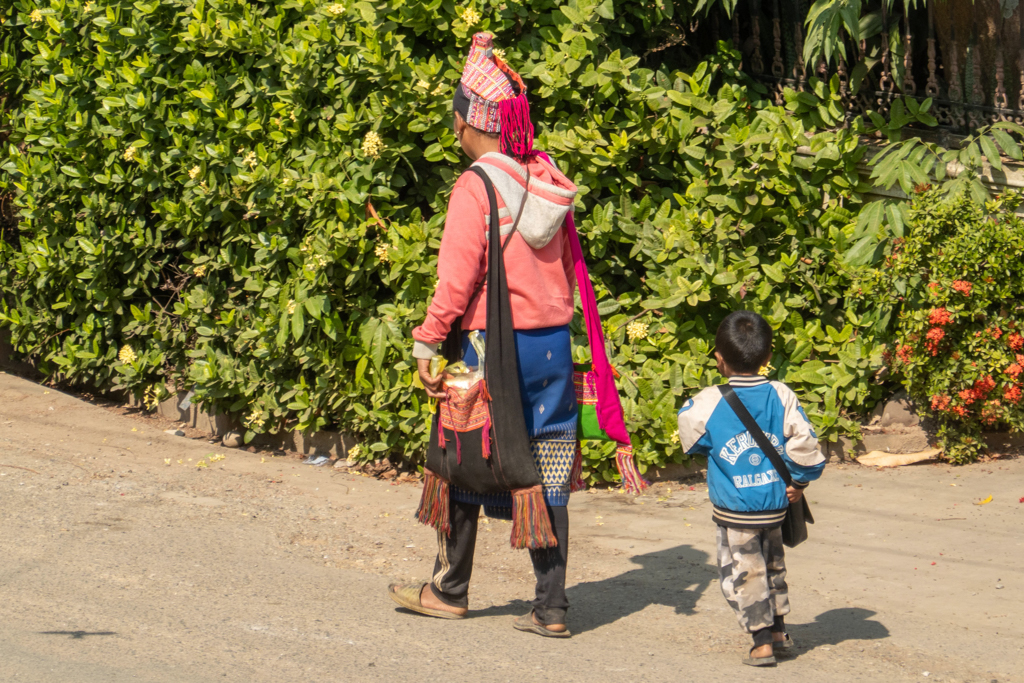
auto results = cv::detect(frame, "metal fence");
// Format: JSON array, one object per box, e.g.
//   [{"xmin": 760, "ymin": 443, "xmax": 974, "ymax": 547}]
[{"xmin": 721, "ymin": 0, "xmax": 1024, "ymax": 133}]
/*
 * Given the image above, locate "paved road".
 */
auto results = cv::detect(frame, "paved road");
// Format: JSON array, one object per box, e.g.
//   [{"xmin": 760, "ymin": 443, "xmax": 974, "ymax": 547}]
[{"xmin": 0, "ymin": 373, "xmax": 1021, "ymax": 682}]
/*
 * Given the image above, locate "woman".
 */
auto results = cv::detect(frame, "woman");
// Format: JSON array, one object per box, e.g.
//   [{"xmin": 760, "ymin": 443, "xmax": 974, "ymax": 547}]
[{"xmin": 387, "ymin": 32, "xmax": 580, "ymax": 637}]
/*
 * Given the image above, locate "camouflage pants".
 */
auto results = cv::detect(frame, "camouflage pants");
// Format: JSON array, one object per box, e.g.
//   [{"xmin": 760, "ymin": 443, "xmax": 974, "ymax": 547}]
[{"xmin": 716, "ymin": 525, "xmax": 790, "ymax": 633}]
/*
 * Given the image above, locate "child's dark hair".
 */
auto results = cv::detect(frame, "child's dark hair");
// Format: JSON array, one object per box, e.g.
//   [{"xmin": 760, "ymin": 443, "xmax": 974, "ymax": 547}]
[{"xmin": 715, "ymin": 311, "xmax": 773, "ymax": 374}]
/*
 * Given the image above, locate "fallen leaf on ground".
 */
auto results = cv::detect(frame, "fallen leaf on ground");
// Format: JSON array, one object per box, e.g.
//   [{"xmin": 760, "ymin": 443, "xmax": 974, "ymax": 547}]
[
  {"xmin": 857, "ymin": 448, "xmax": 941, "ymax": 468},
  {"xmin": 974, "ymin": 495, "xmax": 993, "ymax": 506}
]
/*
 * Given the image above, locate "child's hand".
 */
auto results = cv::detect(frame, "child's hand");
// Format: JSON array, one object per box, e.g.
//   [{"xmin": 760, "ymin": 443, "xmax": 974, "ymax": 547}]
[{"xmin": 786, "ymin": 486, "xmax": 803, "ymax": 503}]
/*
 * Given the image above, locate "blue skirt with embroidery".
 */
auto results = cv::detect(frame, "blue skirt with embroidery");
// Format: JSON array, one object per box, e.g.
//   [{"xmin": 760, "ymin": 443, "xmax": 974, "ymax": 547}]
[{"xmin": 450, "ymin": 324, "xmax": 578, "ymax": 510}]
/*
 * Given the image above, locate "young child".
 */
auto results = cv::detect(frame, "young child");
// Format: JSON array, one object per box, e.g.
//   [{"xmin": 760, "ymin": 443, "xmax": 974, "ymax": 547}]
[{"xmin": 677, "ymin": 311, "xmax": 826, "ymax": 667}]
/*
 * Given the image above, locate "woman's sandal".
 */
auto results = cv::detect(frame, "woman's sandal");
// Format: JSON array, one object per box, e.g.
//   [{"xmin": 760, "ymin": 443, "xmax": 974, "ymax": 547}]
[
  {"xmin": 387, "ymin": 583, "xmax": 466, "ymax": 620},
  {"xmin": 742, "ymin": 646, "xmax": 777, "ymax": 667},
  {"xmin": 513, "ymin": 611, "xmax": 572, "ymax": 638},
  {"xmin": 773, "ymin": 633, "xmax": 795, "ymax": 652}
]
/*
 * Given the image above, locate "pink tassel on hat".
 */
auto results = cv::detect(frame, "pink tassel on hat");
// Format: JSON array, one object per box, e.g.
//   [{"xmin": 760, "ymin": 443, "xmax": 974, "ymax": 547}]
[{"xmin": 498, "ymin": 93, "xmax": 534, "ymax": 160}]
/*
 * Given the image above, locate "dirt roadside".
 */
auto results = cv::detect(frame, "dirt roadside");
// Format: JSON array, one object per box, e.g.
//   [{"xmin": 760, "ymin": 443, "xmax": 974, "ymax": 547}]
[{"xmin": 1, "ymin": 372, "xmax": 1021, "ymax": 683}]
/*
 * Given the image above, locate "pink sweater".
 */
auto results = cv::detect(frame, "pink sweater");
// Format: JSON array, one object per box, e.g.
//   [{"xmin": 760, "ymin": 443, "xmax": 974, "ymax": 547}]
[{"xmin": 411, "ymin": 153, "xmax": 578, "ymax": 358}]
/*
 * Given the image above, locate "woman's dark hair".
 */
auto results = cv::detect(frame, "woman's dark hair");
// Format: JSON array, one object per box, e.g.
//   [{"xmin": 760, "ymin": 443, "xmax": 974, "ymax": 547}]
[{"xmin": 715, "ymin": 311, "xmax": 773, "ymax": 374}]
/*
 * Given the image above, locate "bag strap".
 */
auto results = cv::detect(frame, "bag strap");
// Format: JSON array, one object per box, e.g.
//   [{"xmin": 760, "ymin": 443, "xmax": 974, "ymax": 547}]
[
  {"xmin": 718, "ymin": 384, "xmax": 794, "ymax": 488},
  {"xmin": 441, "ymin": 166, "xmax": 513, "ymax": 364},
  {"xmin": 465, "ymin": 163, "xmax": 534, "ymax": 488},
  {"xmin": 463, "ymin": 164, "xmax": 528, "ymax": 303}
]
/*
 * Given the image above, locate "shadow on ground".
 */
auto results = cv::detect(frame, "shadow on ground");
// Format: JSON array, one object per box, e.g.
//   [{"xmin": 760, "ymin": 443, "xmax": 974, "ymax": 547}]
[
  {"xmin": 788, "ymin": 607, "xmax": 890, "ymax": 654},
  {"xmin": 39, "ymin": 631, "xmax": 117, "ymax": 639},
  {"xmin": 566, "ymin": 545, "xmax": 716, "ymax": 635}
]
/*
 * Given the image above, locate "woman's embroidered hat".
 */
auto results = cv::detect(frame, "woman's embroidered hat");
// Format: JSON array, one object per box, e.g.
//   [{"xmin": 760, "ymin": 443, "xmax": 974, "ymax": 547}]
[{"xmin": 453, "ymin": 33, "xmax": 534, "ymax": 159}]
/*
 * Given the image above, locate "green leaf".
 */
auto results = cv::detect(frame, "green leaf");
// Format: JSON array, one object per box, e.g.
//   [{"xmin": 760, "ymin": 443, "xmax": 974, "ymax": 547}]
[
  {"xmin": 569, "ymin": 35, "xmax": 587, "ymax": 61},
  {"xmin": 292, "ymin": 307, "xmax": 305, "ymax": 341},
  {"xmin": 844, "ymin": 235, "xmax": 877, "ymax": 266},
  {"xmin": 979, "ymin": 135, "xmax": 1003, "ymax": 171},
  {"xmin": 991, "ymin": 129, "xmax": 1022, "ymax": 160},
  {"xmin": 762, "ymin": 263, "xmax": 786, "ymax": 283}
]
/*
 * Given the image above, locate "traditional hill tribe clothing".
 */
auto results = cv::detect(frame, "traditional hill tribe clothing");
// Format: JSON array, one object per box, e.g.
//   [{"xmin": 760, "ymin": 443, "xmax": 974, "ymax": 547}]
[{"xmin": 399, "ymin": 32, "xmax": 581, "ymax": 632}]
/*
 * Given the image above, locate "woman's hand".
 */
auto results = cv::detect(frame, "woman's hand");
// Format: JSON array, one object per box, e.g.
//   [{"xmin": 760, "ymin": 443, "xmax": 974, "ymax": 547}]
[
  {"xmin": 417, "ymin": 358, "xmax": 447, "ymax": 400},
  {"xmin": 786, "ymin": 486, "xmax": 804, "ymax": 503}
]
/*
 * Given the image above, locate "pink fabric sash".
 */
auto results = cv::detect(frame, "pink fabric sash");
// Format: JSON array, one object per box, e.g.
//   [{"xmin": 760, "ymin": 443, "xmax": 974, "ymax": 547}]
[{"xmin": 536, "ymin": 151, "xmax": 630, "ymax": 445}]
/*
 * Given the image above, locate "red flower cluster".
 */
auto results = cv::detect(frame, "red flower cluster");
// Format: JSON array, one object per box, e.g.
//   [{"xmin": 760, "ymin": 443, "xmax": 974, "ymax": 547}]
[
  {"xmin": 895, "ymin": 344, "xmax": 913, "ymax": 364},
  {"xmin": 1007, "ymin": 363, "xmax": 1023, "ymax": 379},
  {"xmin": 980, "ymin": 400, "xmax": 1002, "ymax": 425},
  {"xmin": 1010, "ymin": 333, "xmax": 1024, "ymax": 351},
  {"xmin": 928, "ymin": 282, "xmax": 941, "ymax": 294},
  {"xmin": 1005, "ymin": 384, "xmax": 1023, "ymax": 404},
  {"xmin": 928, "ymin": 308, "xmax": 953, "ymax": 326},
  {"xmin": 930, "ymin": 395, "xmax": 951, "ymax": 411},
  {"xmin": 988, "ymin": 327, "xmax": 1004, "ymax": 341},
  {"xmin": 958, "ymin": 377, "xmax": 996, "ymax": 405},
  {"xmin": 951, "ymin": 280, "xmax": 973, "ymax": 296},
  {"xmin": 952, "ymin": 405, "xmax": 969, "ymax": 418},
  {"xmin": 974, "ymin": 375, "xmax": 997, "ymax": 395},
  {"xmin": 924, "ymin": 327, "xmax": 945, "ymax": 355}
]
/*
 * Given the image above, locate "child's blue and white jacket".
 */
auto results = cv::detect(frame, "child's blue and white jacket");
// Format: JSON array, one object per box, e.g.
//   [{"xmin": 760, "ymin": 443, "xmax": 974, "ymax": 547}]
[{"xmin": 677, "ymin": 376, "xmax": 826, "ymax": 529}]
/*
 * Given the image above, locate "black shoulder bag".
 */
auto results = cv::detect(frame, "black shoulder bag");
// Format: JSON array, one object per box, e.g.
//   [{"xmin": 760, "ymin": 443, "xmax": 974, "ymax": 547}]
[
  {"xmin": 718, "ymin": 385, "xmax": 814, "ymax": 548},
  {"xmin": 417, "ymin": 165, "xmax": 557, "ymax": 549}
]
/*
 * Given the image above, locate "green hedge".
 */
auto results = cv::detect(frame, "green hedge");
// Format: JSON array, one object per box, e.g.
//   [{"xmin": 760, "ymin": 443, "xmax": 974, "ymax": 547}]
[{"xmin": 0, "ymin": 0, "xmax": 893, "ymax": 481}]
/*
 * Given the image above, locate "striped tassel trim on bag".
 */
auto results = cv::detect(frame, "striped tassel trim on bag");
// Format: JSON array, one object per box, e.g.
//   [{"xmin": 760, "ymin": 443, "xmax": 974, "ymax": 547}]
[
  {"xmin": 510, "ymin": 485, "xmax": 557, "ymax": 549},
  {"xmin": 615, "ymin": 444, "xmax": 649, "ymax": 494},
  {"xmin": 481, "ymin": 413, "xmax": 491, "ymax": 459},
  {"xmin": 569, "ymin": 441, "xmax": 586, "ymax": 493},
  {"xmin": 416, "ymin": 468, "xmax": 451, "ymax": 536}
]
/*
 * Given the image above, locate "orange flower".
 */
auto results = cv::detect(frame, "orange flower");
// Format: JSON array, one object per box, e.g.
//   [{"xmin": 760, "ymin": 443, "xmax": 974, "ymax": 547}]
[
  {"xmin": 924, "ymin": 327, "xmax": 945, "ymax": 355},
  {"xmin": 974, "ymin": 375, "xmax": 996, "ymax": 396},
  {"xmin": 930, "ymin": 395, "xmax": 951, "ymax": 412},
  {"xmin": 895, "ymin": 344, "xmax": 913, "ymax": 364},
  {"xmin": 980, "ymin": 400, "xmax": 1002, "ymax": 425},
  {"xmin": 928, "ymin": 308, "xmax": 953, "ymax": 326},
  {"xmin": 1004, "ymin": 384, "xmax": 1023, "ymax": 404},
  {"xmin": 1007, "ymin": 363, "xmax": 1023, "ymax": 379},
  {"xmin": 951, "ymin": 280, "xmax": 973, "ymax": 296},
  {"xmin": 952, "ymin": 405, "xmax": 969, "ymax": 417},
  {"xmin": 1009, "ymin": 333, "xmax": 1024, "ymax": 351}
]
